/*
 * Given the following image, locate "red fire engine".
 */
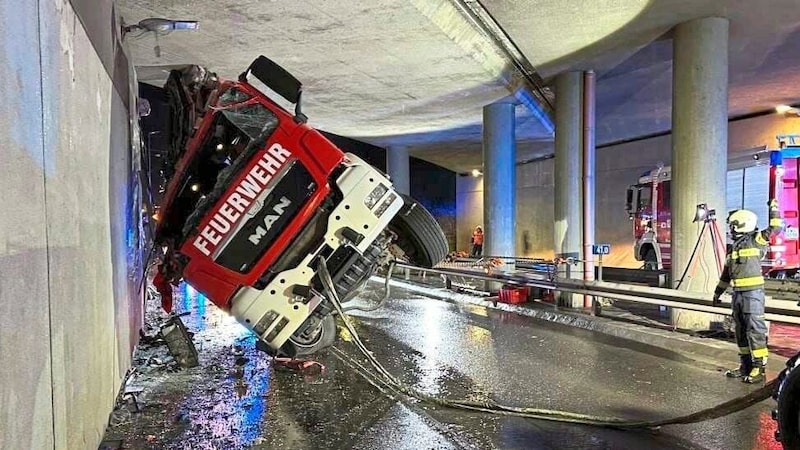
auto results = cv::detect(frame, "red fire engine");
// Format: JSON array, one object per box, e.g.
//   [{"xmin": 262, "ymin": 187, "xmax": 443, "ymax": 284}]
[{"xmin": 625, "ymin": 135, "xmax": 800, "ymax": 277}]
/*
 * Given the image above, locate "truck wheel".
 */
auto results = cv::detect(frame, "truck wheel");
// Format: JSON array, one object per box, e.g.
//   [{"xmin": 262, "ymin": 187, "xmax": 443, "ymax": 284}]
[
  {"xmin": 388, "ymin": 194, "xmax": 449, "ymax": 268},
  {"xmin": 777, "ymin": 365, "xmax": 800, "ymax": 448},
  {"xmin": 643, "ymin": 248, "xmax": 658, "ymax": 271},
  {"xmin": 287, "ymin": 314, "xmax": 336, "ymax": 357}
]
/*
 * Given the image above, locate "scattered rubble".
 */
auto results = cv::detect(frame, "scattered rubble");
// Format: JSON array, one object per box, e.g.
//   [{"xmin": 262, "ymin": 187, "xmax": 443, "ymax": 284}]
[{"xmin": 102, "ymin": 284, "xmax": 278, "ymax": 448}]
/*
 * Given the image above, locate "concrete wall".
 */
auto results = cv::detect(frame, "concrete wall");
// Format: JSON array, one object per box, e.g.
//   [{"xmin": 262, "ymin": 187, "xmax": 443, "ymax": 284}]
[
  {"xmin": 456, "ymin": 113, "xmax": 800, "ymax": 265},
  {"xmin": 0, "ymin": 1, "xmax": 142, "ymax": 449}
]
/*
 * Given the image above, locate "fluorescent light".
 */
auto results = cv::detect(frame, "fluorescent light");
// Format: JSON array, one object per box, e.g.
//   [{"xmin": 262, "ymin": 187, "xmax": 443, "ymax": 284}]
[{"xmin": 776, "ymin": 104, "xmax": 794, "ymax": 114}]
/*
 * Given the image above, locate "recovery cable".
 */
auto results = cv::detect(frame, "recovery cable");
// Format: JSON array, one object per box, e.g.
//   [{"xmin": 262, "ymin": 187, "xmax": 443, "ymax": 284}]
[{"xmin": 318, "ymin": 259, "xmax": 777, "ymax": 429}]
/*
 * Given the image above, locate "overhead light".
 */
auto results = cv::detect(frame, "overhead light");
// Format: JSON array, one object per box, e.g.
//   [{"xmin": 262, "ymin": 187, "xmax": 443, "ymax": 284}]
[
  {"xmin": 122, "ymin": 18, "xmax": 199, "ymax": 35},
  {"xmin": 471, "ymin": 169, "xmax": 482, "ymax": 177},
  {"xmin": 776, "ymin": 105, "xmax": 800, "ymax": 116},
  {"xmin": 191, "ymin": 183, "xmax": 200, "ymax": 192},
  {"xmin": 216, "ymin": 143, "xmax": 224, "ymax": 151},
  {"xmin": 121, "ymin": 18, "xmax": 199, "ymax": 57}
]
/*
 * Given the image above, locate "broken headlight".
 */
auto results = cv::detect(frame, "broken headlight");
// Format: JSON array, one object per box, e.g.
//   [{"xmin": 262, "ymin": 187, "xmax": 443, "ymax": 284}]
[{"xmin": 364, "ymin": 184, "xmax": 389, "ymax": 210}]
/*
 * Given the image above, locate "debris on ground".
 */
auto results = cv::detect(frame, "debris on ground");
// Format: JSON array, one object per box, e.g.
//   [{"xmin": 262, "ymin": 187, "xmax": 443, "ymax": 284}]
[
  {"xmin": 101, "ymin": 283, "xmax": 330, "ymax": 449},
  {"xmin": 161, "ymin": 315, "xmax": 200, "ymax": 368}
]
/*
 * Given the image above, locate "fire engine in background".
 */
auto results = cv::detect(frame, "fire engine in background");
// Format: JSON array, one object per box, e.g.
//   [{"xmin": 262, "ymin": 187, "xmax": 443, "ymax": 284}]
[{"xmin": 625, "ymin": 135, "xmax": 800, "ymax": 277}]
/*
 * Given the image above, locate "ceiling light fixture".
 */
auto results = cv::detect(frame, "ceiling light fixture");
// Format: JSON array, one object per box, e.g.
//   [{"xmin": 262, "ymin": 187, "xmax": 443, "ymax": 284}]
[
  {"xmin": 471, "ymin": 169, "xmax": 482, "ymax": 177},
  {"xmin": 776, "ymin": 104, "xmax": 800, "ymax": 116},
  {"xmin": 121, "ymin": 17, "xmax": 199, "ymax": 57}
]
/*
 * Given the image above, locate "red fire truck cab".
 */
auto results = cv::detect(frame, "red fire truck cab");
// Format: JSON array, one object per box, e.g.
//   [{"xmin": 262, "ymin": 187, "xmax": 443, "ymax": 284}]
[
  {"xmin": 625, "ymin": 136, "xmax": 800, "ymax": 277},
  {"xmin": 153, "ymin": 56, "xmax": 448, "ymax": 356}
]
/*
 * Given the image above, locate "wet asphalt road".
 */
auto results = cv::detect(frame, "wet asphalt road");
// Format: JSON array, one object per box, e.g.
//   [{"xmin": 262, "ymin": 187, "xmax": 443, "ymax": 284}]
[{"xmin": 103, "ymin": 283, "xmax": 783, "ymax": 449}]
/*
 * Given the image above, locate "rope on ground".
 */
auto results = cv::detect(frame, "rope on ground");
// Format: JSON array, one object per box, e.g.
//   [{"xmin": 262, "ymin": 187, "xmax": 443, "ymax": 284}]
[{"xmin": 318, "ymin": 258, "xmax": 777, "ymax": 429}]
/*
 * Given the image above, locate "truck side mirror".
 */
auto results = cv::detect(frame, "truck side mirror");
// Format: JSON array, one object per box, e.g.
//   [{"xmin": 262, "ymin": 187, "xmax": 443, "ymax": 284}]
[
  {"xmin": 240, "ymin": 55, "xmax": 308, "ymax": 124},
  {"xmin": 625, "ymin": 187, "xmax": 634, "ymax": 216}
]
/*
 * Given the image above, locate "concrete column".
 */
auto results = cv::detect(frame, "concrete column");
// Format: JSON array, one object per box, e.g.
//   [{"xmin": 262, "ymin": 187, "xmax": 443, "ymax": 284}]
[
  {"xmin": 554, "ymin": 72, "xmax": 583, "ymax": 307},
  {"xmin": 582, "ymin": 71, "xmax": 596, "ymax": 309},
  {"xmin": 482, "ymin": 102, "xmax": 516, "ymax": 261},
  {"xmin": 671, "ymin": 17, "xmax": 729, "ymax": 329},
  {"xmin": 387, "ymin": 146, "xmax": 410, "ymax": 195}
]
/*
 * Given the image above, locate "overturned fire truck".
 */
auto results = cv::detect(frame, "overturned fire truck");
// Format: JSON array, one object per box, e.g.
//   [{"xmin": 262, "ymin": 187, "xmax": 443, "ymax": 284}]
[{"xmin": 152, "ymin": 56, "xmax": 448, "ymax": 357}]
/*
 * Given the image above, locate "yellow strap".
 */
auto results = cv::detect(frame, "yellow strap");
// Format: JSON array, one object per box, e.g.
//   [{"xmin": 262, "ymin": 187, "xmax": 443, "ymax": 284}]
[
  {"xmin": 752, "ymin": 348, "xmax": 769, "ymax": 359},
  {"xmin": 730, "ymin": 251, "xmax": 737, "ymax": 259},
  {"xmin": 756, "ymin": 234, "xmax": 769, "ymax": 245},
  {"xmin": 738, "ymin": 347, "xmax": 751, "ymax": 355},
  {"xmin": 737, "ymin": 248, "xmax": 761, "ymax": 257},
  {"xmin": 731, "ymin": 276, "xmax": 764, "ymax": 287},
  {"xmin": 770, "ymin": 218, "xmax": 782, "ymax": 227}
]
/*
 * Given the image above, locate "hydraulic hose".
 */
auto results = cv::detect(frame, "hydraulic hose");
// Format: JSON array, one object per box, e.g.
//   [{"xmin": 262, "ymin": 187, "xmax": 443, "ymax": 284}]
[{"xmin": 318, "ymin": 258, "xmax": 777, "ymax": 429}]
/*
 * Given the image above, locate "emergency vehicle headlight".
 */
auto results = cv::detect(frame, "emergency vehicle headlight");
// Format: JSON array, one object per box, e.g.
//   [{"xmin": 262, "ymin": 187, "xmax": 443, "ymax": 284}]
[
  {"xmin": 375, "ymin": 192, "xmax": 398, "ymax": 218},
  {"xmin": 364, "ymin": 184, "xmax": 389, "ymax": 210}
]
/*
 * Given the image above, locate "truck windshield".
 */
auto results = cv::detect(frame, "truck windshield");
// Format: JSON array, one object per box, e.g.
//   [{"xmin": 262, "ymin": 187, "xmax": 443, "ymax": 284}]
[
  {"xmin": 637, "ymin": 184, "xmax": 651, "ymax": 211},
  {"xmin": 159, "ymin": 94, "xmax": 279, "ymax": 242}
]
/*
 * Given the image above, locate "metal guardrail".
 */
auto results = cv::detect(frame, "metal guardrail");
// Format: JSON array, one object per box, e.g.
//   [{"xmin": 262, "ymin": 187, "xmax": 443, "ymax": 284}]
[
  {"xmin": 442, "ymin": 257, "xmax": 800, "ymax": 300},
  {"xmin": 396, "ymin": 262, "xmax": 800, "ymax": 326}
]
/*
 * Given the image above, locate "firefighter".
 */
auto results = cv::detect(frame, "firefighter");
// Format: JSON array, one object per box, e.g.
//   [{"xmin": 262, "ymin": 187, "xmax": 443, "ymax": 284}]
[
  {"xmin": 713, "ymin": 199, "xmax": 782, "ymax": 383},
  {"xmin": 470, "ymin": 226, "xmax": 484, "ymax": 257}
]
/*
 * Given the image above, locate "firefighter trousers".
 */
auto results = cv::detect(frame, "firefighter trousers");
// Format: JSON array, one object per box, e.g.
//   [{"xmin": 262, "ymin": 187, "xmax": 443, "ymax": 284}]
[{"xmin": 731, "ymin": 289, "xmax": 768, "ymax": 361}]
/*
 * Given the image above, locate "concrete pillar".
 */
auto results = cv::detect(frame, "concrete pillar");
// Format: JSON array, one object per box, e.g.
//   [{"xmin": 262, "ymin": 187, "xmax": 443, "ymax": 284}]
[
  {"xmin": 554, "ymin": 72, "xmax": 584, "ymax": 307},
  {"xmin": 387, "ymin": 146, "xmax": 410, "ymax": 195},
  {"xmin": 671, "ymin": 17, "xmax": 729, "ymax": 329},
  {"xmin": 482, "ymin": 102, "xmax": 516, "ymax": 261},
  {"xmin": 582, "ymin": 71, "xmax": 596, "ymax": 309}
]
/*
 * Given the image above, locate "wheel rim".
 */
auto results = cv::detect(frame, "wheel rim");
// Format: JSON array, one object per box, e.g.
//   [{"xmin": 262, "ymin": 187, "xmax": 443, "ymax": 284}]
[{"xmin": 289, "ymin": 322, "xmax": 324, "ymax": 348}]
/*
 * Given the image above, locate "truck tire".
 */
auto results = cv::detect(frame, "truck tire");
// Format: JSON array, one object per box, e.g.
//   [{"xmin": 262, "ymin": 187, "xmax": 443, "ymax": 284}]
[
  {"xmin": 388, "ymin": 194, "xmax": 448, "ymax": 268},
  {"xmin": 777, "ymin": 364, "xmax": 800, "ymax": 448},
  {"xmin": 643, "ymin": 247, "xmax": 658, "ymax": 271},
  {"xmin": 286, "ymin": 314, "xmax": 336, "ymax": 357}
]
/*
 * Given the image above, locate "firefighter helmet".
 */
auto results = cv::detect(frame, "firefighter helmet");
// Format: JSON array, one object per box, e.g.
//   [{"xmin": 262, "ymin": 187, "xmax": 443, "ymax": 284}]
[{"xmin": 728, "ymin": 209, "xmax": 758, "ymax": 234}]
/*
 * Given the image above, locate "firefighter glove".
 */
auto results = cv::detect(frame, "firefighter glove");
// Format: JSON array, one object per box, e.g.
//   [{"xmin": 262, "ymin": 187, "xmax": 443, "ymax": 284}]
[{"xmin": 712, "ymin": 293, "xmax": 721, "ymax": 307}]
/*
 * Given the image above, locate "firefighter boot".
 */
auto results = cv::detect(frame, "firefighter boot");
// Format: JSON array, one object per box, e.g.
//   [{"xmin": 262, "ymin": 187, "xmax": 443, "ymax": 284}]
[
  {"xmin": 743, "ymin": 358, "xmax": 766, "ymax": 384},
  {"xmin": 725, "ymin": 354, "xmax": 752, "ymax": 379}
]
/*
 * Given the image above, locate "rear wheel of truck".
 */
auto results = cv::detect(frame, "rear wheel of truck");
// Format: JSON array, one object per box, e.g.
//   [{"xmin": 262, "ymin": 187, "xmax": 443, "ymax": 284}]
[{"xmin": 388, "ymin": 194, "xmax": 449, "ymax": 268}]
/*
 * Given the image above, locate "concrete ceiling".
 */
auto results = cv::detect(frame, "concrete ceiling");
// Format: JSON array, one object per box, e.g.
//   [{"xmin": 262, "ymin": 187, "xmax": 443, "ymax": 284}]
[{"xmin": 118, "ymin": 0, "xmax": 800, "ymax": 174}]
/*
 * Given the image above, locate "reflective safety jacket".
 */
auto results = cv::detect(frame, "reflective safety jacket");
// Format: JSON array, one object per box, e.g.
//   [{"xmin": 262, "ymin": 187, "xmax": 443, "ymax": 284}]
[{"xmin": 715, "ymin": 205, "xmax": 782, "ymax": 294}]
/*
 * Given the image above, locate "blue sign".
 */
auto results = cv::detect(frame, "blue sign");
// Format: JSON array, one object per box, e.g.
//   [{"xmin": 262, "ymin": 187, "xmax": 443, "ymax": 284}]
[{"xmin": 592, "ymin": 244, "xmax": 611, "ymax": 255}]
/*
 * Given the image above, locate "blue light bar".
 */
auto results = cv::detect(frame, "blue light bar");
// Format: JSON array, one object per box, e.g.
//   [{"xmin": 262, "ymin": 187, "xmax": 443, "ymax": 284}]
[{"xmin": 771, "ymin": 150, "xmax": 783, "ymax": 166}]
